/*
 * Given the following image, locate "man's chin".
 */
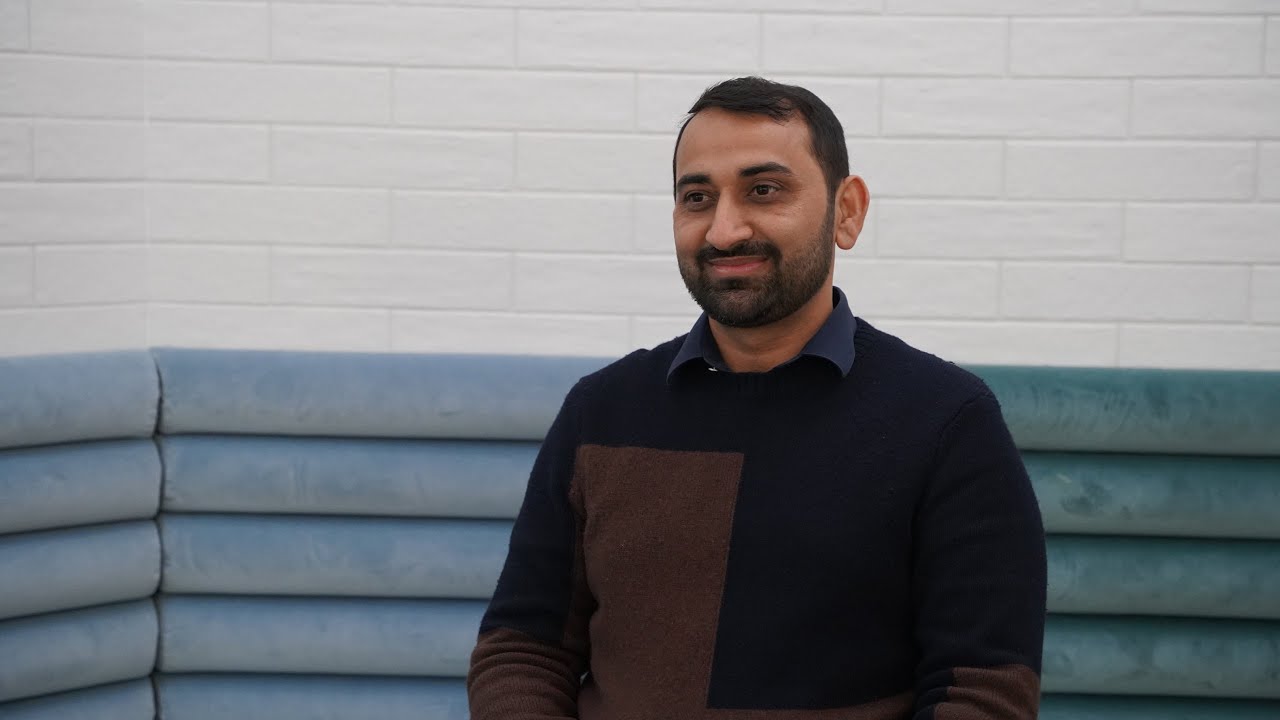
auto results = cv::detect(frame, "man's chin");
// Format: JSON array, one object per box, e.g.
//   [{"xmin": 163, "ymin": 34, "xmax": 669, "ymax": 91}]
[
  {"xmin": 698, "ymin": 291, "xmax": 775, "ymax": 328},
  {"xmin": 706, "ymin": 275, "xmax": 765, "ymax": 293}
]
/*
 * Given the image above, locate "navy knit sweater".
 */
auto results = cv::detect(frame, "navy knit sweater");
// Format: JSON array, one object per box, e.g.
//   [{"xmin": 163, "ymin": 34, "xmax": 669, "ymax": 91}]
[{"xmin": 469, "ymin": 319, "xmax": 1047, "ymax": 720}]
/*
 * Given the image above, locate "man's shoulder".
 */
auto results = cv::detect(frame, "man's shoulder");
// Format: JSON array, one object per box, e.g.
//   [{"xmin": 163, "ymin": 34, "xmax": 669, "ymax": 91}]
[
  {"xmin": 855, "ymin": 319, "xmax": 992, "ymax": 401},
  {"xmin": 567, "ymin": 335, "xmax": 685, "ymax": 403}
]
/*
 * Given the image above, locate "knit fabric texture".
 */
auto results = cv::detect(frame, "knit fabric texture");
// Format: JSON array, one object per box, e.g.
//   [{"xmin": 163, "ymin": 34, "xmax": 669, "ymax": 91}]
[{"xmin": 469, "ymin": 319, "xmax": 1047, "ymax": 720}]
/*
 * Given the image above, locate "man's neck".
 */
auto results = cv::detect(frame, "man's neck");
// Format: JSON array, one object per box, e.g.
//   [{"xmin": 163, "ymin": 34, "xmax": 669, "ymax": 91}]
[{"xmin": 707, "ymin": 283, "xmax": 835, "ymax": 374}]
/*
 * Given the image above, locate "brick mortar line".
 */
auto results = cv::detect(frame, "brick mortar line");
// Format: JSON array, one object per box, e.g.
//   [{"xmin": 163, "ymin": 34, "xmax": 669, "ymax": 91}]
[{"xmin": 11, "ymin": 50, "xmax": 1273, "ymax": 81}]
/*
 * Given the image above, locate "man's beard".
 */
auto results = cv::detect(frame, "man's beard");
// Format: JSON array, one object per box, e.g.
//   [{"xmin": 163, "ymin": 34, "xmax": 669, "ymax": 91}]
[{"xmin": 678, "ymin": 205, "xmax": 834, "ymax": 328}]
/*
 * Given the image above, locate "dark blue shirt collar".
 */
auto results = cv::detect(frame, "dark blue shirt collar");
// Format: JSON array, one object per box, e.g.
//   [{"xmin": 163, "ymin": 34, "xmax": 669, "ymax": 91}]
[{"xmin": 667, "ymin": 287, "xmax": 857, "ymax": 382}]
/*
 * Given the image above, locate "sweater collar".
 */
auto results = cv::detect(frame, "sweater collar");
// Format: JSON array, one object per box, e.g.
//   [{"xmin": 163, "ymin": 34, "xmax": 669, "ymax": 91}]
[{"xmin": 668, "ymin": 287, "xmax": 857, "ymax": 382}]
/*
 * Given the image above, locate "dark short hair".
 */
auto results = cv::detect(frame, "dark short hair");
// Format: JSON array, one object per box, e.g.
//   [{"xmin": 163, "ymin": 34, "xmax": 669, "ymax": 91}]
[{"xmin": 672, "ymin": 76, "xmax": 849, "ymax": 199}]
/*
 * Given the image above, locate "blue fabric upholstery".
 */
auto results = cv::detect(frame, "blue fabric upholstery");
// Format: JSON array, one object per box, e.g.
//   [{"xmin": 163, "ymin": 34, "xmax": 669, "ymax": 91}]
[
  {"xmin": 0, "ymin": 521, "xmax": 160, "ymax": 621},
  {"xmin": 2, "ymin": 348, "xmax": 1280, "ymax": 718},
  {"xmin": 154, "ymin": 348, "xmax": 608, "ymax": 440},
  {"xmin": 0, "ymin": 440, "xmax": 161, "ymax": 535},
  {"xmin": 157, "ymin": 674, "xmax": 468, "ymax": 720},
  {"xmin": 1042, "ymin": 615, "xmax": 1280, "ymax": 698},
  {"xmin": 1040, "ymin": 695, "xmax": 1280, "ymax": 720},
  {"xmin": 157, "ymin": 514, "xmax": 1280, "ymax": 621},
  {"xmin": 0, "ymin": 351, "xmax": 157, "ymax": 451},
  {"xmin": 1027, "ymin": 452, "xmax": 1280, "ymax": 539},
  {"xmin": 160, "ymin": 435, "xmax": 532, "ymax": 517},
  {"xmin": 0, "ymin": 679, "xmax": 154, "ymax": 720},
  {"xmin": 0, "ymin": 600, "xmax": 157, "ymax": 703},
  {"xmin": 977, "ymin": 366, "xmax": 1280, "ymax": 455},
  {"xmin": 157, "ymin": 596, "xmax": 482, "ymax": 677},
  {"xmin": 151, "ymin": 678, "xmax": 1280, "ymax": 720},
  {"xmin": 1047, "ymin": 536, "xmax": 1280, "ymax": 619},
  {"xmin": 160, "ymin": 515, "xmax": 508, "ymax": 598}
]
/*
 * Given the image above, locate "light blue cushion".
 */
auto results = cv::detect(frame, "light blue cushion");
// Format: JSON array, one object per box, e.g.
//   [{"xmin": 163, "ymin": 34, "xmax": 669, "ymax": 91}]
[
  {"xmin": 154, "ymin": 349, "xmax": 608, "ymax": 440},
  {"xmin": 0, "ymin": 521, "xmax": 160, "ymax": 621},
  {"xmin": 0, "ymin": 351, "xmax": 158, "ymax": 451},
  {"xmin": 975, "ymin": 366, "xmax": 1280, "ymax": 455},
  {"xmin": 158, "ymin": 515, "xmax": 1280, "ymax": 620},
  {"xmin": 0, "ymin": 600, "xmax": 157, "ymax": 703},
  {"xmin": 1042, "ymin": 615, "xmax": 1280, "ymax": 698},
  {"xmin": 158, "ymin": 596, "xmax": 483, "ymax": 677},
  {"xmin": 156, "ymin": 674, "xmax": 467, "ymax": 720},
  {"xmin": 0, "ymin": 679, "xmax": 154, "ymax": 720},
  {"xmin": 1040, "ymin": 694, "xmax": 1280, "ymax": 720},
  {"xmin": 0, "ymin": 440, "xmax": 161, "ymax": 535},
  {"xmin": 1047, "ymin": 536, "xmax": 1280, "ymax": 619},
  {"xmin": 160, "ymin": 435, "xmax": 533, "ymax": 517},
  {"xmin": 1028, "ymin": 452, "xmax": 1280, "ymax": 539},
  {"xmin": 160, "ymin": 515, "xmax": 508, "ymax": 599}
]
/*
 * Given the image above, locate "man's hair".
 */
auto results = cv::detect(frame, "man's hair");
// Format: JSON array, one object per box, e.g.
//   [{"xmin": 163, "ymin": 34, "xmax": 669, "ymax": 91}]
[{"xmin": 673, "ymin": 76, "xmax": 849, "ymax": 199}]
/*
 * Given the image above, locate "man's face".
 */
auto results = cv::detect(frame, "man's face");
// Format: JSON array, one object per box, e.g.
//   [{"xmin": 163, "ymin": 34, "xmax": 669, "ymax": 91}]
[{"xmin": 672, "ymin": 108, "xmax": 835, "ymax": 329}]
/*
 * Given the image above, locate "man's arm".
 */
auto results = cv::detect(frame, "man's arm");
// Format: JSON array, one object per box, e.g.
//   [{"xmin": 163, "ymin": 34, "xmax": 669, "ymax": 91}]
[
  {"xmin": 912, "ymin": 390, "xmax": 1047, "ymax": 720},
  {"xmin": 468, "ymin": 387, "xmax": 593, "ymax": 719}
]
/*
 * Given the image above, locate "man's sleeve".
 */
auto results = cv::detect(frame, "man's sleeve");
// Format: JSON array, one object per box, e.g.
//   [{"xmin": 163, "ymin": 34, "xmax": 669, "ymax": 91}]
[
  {"xmin": 467, "ymin": 386, "xmax": 594, "ymax": 719},
  {"xmin": 912, "ymin": 390, "xmax": 1047, "ymax": 720}
]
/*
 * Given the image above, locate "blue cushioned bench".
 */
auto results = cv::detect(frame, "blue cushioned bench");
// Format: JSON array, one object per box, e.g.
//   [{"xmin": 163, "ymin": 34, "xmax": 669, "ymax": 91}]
[{"xmin": 1, "ymin": 349, "xmax": 1278, "ymax": 720}]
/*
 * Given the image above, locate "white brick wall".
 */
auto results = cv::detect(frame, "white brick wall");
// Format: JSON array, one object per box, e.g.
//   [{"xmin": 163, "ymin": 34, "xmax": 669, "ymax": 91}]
[
  {"xmin": 876, "ymin": 201, "xmax": 1123, "ymax": 259},
  {"xmin": 0, "ymin": 184, "xmax": 146, "ymax": 244},
  {"xmin": 146, "ymin": 185, "xmax": 388, "ymax": 245},
  {"xmin": 146, "ymin": 62, "xmax": 390, "ymax": 124},
  {"xmin": 272, "ymin": 248, "xmax": 513, "ymax": 310},
  {"xmin": 0, "ymin": 306, "xmax": 148, "ymax": 354},
  {"xmin": 272, "ymin": 128, "xmax": 514, "ymax": 189},
  {"xmin": 519, "ymin": 11, "xmax": 757, "ymax": 71},
  {"xmin": 1262, "ymin": 143, "xmax": 1280, "ymax": 198},
  {"xmin": 1, "ymin": 56, "xmax": 143, "ymax": 118},
  {"xmin": 882, "ymin": 80, "xmax": 1129, "ymax": 138},
  {"xmin": 395, "ymin": 71, "xmax": 635, "ymax": 130},
  {"xmin": 30, "ymin": 0, "xmax": 143, "ymax": 58},
  {"xmin": 0, "ymin": 0, "xmax": 28, "ymax": 51},
  {"xmin": 146, "ymin": 123, "xmax": 269, "ymax": 182},
  {"xmin": 33, "ymin": 121, "xmax": 145, "ymax": 180},
  {"xmin": 0, "ymin": 0, "xmax": 1277, "ymax": 370},
  {"xmin": 272, "ymin": 5, "xmax": 515, "ymax": 67},
  {"xmin": 1010, "ymin": 19, "xmax": 1264, "ymax": 76},
  {"xmin": 148, "ymin": 245, "xmax": 270, "ymax": 304},
  {"xmin": 1005, "ymin": 142, "xmax": 1256, "ymax": 200},
  {"xmin": 0, "ymin": 121, "xmax": 30, "ymax": 178},
  {"xmin": 0, "ymin": 246, "xmax": 32, "ymax": 307},
  {"xmin": 1255, "ymin": 266, "xmax": 1280, "ymax": 323},
  {"xmin": 763, "ymin": 17, "xmax": 1006, "ymax": 75},
  {"xmin": 143, "ymin": 1, "xmax": 269, "ymax": 61},
  {"xmin": 1002, "ymin": 262, "xmax": 1251, "ymax": 322}
]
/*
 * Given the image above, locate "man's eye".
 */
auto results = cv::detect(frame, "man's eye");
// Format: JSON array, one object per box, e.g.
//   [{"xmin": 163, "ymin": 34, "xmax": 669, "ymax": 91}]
[
  {"xmin": 684, "ymin": 191, "xmax": 708, "ymax": 204},
  {"xmin": 751, "ymin": 184, "xmax": 778, "ymax": 197}
]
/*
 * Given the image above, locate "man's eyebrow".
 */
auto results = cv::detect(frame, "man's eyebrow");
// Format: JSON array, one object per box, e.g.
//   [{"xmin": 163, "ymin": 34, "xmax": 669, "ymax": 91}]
[
  {"xmin": 675, "ymin": 172, "xmax": 711, "ymax": 191},
  {"xmin": 740, "ymin": 162, "xmax": 792, "ymax": 178},
  {"xmin": 675, "ymin": 163, "xmax": 793, "ymax": 191}
]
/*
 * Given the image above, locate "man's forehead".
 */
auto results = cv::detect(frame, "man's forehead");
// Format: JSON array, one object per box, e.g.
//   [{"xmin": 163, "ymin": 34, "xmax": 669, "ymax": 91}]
[{"xmin": 674, "ymin": 108, "xmax": 815, "ymax": 175}]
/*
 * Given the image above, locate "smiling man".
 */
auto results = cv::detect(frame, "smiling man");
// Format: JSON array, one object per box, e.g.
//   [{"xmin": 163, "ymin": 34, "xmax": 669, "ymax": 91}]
[{"xmin": 468, "ymin": 77, "xmax": 1047, "ymax": 720}]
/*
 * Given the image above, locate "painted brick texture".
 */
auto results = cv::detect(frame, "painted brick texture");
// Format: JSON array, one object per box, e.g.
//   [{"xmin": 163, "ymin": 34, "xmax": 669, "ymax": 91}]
[{"xmin": 0, "ymin": 1, "xmax": 1275, "ymax": 370}]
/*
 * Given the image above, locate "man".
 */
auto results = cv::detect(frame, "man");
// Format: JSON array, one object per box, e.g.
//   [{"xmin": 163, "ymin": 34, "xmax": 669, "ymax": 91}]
[{"xmin": 468, "ymin": 76, "xmax": 1046, "ymax": 720}]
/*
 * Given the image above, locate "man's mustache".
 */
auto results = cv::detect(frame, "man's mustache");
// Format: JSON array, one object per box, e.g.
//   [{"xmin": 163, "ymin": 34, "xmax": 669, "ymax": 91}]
[{"xmin": 696, "ymin": 241, "xmax": 781, "ymax": 264}]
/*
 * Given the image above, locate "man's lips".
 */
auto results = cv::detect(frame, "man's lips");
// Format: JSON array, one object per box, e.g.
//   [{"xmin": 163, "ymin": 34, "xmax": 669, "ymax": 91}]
[{"xmin": 706, "ymin": 256, "xmax": 768, "ymax": 277}]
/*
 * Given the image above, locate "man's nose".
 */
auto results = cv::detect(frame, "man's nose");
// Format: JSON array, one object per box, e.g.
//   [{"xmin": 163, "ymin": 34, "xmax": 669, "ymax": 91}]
[{"xmin": 705, "ymin": 197, "xmax": 752, "ymax": 250}]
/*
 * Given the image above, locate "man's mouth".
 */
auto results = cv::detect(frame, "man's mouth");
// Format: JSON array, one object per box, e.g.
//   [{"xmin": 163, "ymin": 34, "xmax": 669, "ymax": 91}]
[{"xmin": 706, "ymin": 256, "xmax": 768, "ymax": 277}]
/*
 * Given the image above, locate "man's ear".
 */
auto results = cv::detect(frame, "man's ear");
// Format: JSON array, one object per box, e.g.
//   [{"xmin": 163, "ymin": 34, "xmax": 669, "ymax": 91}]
[{"xmin": 834, "ymin": 175, "xmax": 870, "ymax": 251}]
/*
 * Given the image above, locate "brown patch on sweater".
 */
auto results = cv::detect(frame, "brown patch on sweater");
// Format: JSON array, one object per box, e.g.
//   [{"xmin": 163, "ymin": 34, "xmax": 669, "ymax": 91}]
[
  {"xmin": 468, "ymin": 626, "xmax": 585, "ymax": 719},
  {"xmin": 572, "ymin": 445, "xmax": 744, "ymax": 717},
  {"xmin": 938, "ymin": 665, "xmax": 1040, "ymax": 720},
  {"xmin": 569, "ymin": 445, "xmax": 914, "ymax": 720}
]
